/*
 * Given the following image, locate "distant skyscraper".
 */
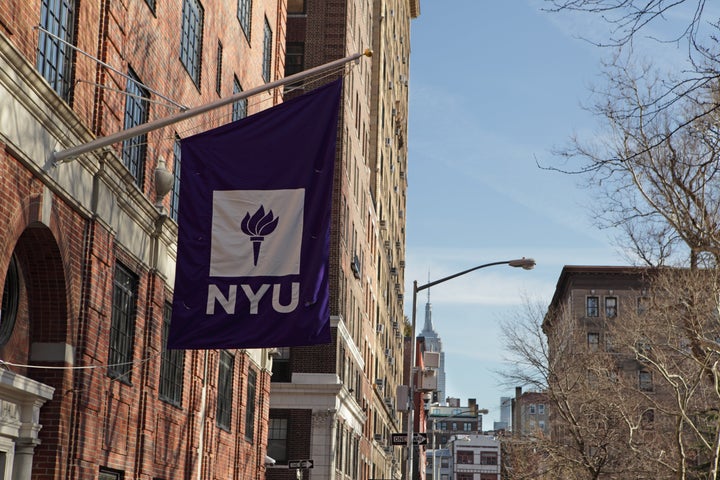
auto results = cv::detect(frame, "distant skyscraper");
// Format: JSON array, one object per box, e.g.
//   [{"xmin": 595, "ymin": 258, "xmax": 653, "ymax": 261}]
[
  {"xmin": 494, "ymin": 396, "xmax": 513, "ymax": 431},
  {"xmin": 419, "ymin": 288, "xmax": 447, "ymax": 404}
]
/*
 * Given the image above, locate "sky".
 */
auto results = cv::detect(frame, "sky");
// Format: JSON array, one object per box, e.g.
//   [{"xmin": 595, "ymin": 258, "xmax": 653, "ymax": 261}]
[{"xmin": 402, "ymin": 0, "xmax": 687, "ymax": 428}]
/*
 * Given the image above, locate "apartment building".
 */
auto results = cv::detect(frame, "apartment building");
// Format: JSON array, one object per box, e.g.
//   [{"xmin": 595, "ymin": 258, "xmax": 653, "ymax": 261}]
[
  {"xmin": 449, "ymin": 434, "xmax": 501, "ymax": 480},
  {"xmin": 267, "ymin": 1, "xmax": 419, "ymax": 480},
  {"xmin": 540, "ymin": 265, "xmax": 710, "ymax": 477},
  {"xmin": 0, "ymin": 0, "xmax": 288, "ymax": 478},
  {"xmin": 513, "ymin": 391, "xmax": 549, "ymax": 438}
]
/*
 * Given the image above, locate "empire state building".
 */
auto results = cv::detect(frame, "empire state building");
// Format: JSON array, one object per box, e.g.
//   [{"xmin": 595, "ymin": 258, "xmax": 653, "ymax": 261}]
[{"xmin": 418, "ymin": 289, "xmax": 447, "ymax": 405}]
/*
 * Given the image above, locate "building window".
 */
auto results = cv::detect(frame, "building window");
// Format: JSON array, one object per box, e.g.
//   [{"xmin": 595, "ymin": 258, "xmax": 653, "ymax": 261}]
[
  {"xmin": 108, "ymin": 263, "xmax": 138, "ymax": 382},
  {"xmin": 529, "ymin": 404, "xmax": 536, "ymax": 414},
  {"xmin": 215, "ymin": 40, "xmax": 223, "ymax": 95},
  {"xmin": 639, "ymin": 369, "xmax": 653, "ymax": 392},
  {"xmin": 237, "ymin": 0, "xmax": 252, "ymax": 39},
  {"xmin": 170, "ymin": 138, "xmax": 181, "ymax": 221},
  {"xmin": 463, "ymin": 422, "xmax": 472, "ymax": 431},
  {"xmin": 232, "ymin": 76, "xmax": 247, "ymax": 121},
  {"xmin": 180, "ymin": 0, "xmax": 204, "ymax": 85},
  {"xmin": 121, "ymin": 70, "xmax": 150, "ymax": 187},
  {"xmin": 99, "ymin": 467, "xmax": 124, "ymax": 480},
  {"xmin": 245, "ymin": 368, "xmax": 257, "ymax": 441},
  {"xmin": 587, "ymin": 332, "xmax": 600, "ymax": 352},
  {"xmin": 37, "ymin": 0, "xmax": 76, "ymax": 101},
  {"xmin": 271, "ymin": 347, "xmax": 291, "ymax": 382},
  {"xmin": 159, "ymin": 303, "xmax": 184, "ymax": 406},
  {"xmin": 268, "ymin": 418, "xmax": 288, "ymax": 463},
  {"xmin": 480, "ymin": 451, "xmax": 497, "ymax": 465},
  {"xmin": 638, "ymin": 296, "xmax": 648, "ymax": 314},
  {"xmin": 538, "ymin": 404, "xmax": 545, "ymax": 415},
  {"xmin": 605, "ymin": 296, "xmax": 617, "ymax": 317},
  {"xmin": 262, "ymin": 17, "xmax": 272, "ymax": 82},
  {"xmin": 586, "ymin": 296, "xmax": 599, "ymax": 317},
  {"xmin": 0, "ymin": 254, "xmax": 19, "ymax": 346},
  {"xmin": 456, "ymin": 450, "xmax": 473, "ymax": 464},
  {"xmin": 287, "ymin": 0, "xmax": 305, "ymax": 14},
  {"xmin": 605, "ymin": 333, "xmax": 617, "ymax": 353},
  {"xmin": 216, "ymin": 351, "xmax": 234, "ymax": 430},
  {"xmin": 457, "ymin": 474, "xmax": 473, "ymax": 480},
  {"xmin": 285, "ymin": 42, "xmax": 305, "ymax": 78},
  {"xmin": 641, "ymin": 408, "xmax": 655, "ymax": 429}
]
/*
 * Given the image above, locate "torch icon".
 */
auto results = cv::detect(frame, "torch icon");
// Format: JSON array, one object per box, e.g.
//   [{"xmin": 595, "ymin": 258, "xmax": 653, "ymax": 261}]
[{"xmin": 240, "ymin": 206, "xmax": 279, "ymax": 266}]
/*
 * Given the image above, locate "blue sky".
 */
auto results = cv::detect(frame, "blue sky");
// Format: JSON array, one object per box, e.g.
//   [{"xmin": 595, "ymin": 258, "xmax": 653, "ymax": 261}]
[{"xmin": 404, "ymin": 0, "xmax": 634, "ymax": 427}]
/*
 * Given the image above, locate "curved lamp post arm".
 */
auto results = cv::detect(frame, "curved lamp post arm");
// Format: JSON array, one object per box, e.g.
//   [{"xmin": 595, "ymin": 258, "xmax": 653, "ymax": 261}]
[{"xmin": 406, "ymin": 257, "xmax": 535, "ymax": 480}]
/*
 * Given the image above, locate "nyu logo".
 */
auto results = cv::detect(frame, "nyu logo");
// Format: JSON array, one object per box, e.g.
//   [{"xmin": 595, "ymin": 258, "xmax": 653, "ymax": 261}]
[
  {"xmin": 210, "ymin": 189, "xmax": 304, "ymax": 276},
  {"xmin": 207, "ymin": 189, "xmax": 305, "ymax": 315}
]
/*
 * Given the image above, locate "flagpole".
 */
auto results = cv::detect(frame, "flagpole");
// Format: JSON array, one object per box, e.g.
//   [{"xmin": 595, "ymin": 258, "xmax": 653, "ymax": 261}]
[{"xmin": 50, "ymin": 49, "xmax": 372, "ymax": 165}]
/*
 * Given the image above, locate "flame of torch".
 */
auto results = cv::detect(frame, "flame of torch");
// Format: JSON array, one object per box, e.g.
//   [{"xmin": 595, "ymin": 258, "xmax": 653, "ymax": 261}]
[{"xmin": 241, "ymin": 206, "xmax": 279, "ymax": 266}]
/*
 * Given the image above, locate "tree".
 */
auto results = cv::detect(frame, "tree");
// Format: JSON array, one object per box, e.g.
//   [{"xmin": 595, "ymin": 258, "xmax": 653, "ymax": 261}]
[{"xmin": 502, "ymin": 272, "xmax": 720, "ymax": 480}]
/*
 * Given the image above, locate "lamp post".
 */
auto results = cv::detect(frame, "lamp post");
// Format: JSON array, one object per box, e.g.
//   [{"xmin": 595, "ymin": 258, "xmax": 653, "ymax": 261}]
[{"xmin": 405, "ymin": 258, "xmax": 535, "ymax": 480}]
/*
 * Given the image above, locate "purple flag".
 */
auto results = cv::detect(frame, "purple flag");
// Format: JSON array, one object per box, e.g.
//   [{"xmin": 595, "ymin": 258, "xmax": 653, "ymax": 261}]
[{"xmin": 168, "ymin": 80, "xmax": 342, "ymax": 349}]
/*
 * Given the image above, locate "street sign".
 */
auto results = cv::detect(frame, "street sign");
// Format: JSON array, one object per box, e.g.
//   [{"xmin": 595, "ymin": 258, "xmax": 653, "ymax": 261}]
[
  {"xmin": 288, "ymin": 459, "xmax": 314, "ymax": 469},
  {"xmin": 390, "ymin": 433, "xmax": 428, "ymax": 446}
]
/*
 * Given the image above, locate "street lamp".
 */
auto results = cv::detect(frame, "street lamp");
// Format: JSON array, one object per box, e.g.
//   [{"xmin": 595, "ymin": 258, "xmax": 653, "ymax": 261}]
[{"xmin": 405, "ymin": 258, "xmax": 535, "ymax": 480}]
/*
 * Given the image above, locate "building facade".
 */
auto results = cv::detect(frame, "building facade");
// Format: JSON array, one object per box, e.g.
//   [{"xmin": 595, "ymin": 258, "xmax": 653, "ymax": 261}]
[
  {"xmin": 0, "ymin": 0, "xmax": 288, "ymax": 478},
  {"xmin": 449, "ymin": 434, "xmax": 501, "ymax": 480},
  {"xmin": 267, "ymin": 1, "xmax": 419, "ymax": 480}
]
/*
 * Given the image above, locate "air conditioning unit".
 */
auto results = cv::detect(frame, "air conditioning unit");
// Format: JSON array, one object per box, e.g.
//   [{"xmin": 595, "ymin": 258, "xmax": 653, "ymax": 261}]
[
  {"xmin": 385, "ymin": 137, "xmax": 392, "ymax": 146},
  {"xmin": 384, "ymin": 397, "xmax": 394, "ymax": 408},
  {"xmin": 376, "ymin": 324, "xmax": 384, "ymax": 333},
  {"xmin": 375, "ymin": 378, "xmax": 385, "ymax": 387},
  {"xmin": 393, "ymin": 320, "xmax": 399, "ymax": 329},
  {"xmin": 423, "ymin": 352, "xmax": 441, "ymax": 369},
  {"xmin": 399, "ymin": 261, "xmax": 405, "ymax": 268},
  {"xmin": 388, "ymin": 81, "xmax": 393, "ymax": 90},
  {"xmin": 399, "ymin": 171, "xmax": 406, "ymax": 179},
  {"xmin": 390, "ymin": 267, "xmax": 397, "ymax": 275},
  {"xmin": 350, "ymin": 255, "xmax": 361, "ymax": 279},
  {"xmin": 374, "ymin": 434, "xmax": 383, "ymax": 442},
  {"xmin": 385, "ymin": 348, "xmax": 392, "ymax": 357},
  {"xmin": 380, "ymin": 219, "xmax": 387, "ymax": 229}
]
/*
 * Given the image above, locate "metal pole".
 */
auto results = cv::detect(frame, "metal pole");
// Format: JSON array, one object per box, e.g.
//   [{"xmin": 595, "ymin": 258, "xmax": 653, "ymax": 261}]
[
  {"xmin": 406, "ymin": 280, "xmax": 419, "ymax": 479},
  {"xmin": 404, "ymin": 258, "xmax": 534, "ymax": 479},
  {"xmin": 50, "ymin": 49, "xmax": 372, "ymax": 165}
]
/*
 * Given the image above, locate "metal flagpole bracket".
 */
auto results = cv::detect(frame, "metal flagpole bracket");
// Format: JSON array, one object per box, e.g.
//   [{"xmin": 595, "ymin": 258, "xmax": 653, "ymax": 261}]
[{"xmin": 48, "ymin": 50, "xmax": 372, "ymax": 167}]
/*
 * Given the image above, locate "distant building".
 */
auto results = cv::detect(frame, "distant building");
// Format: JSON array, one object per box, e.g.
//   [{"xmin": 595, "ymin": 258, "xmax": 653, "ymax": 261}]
[
  {"xmin": 494, "ymin": 396, "xmax": 512, "ymax": 432},
  {"xmin": 425, "ymin": 400, "xmax": 486, "ymax": 479},
  {"xmin": 418, "ymin": 290, "xmax": 447, "ymax": 404},
  {"xmin": 514, "ymin": 390, "xmax": 550, "ymax": 438},
  {"xmin": 449, "ymin": 434, "xmax": 501, "ymax": 480}
]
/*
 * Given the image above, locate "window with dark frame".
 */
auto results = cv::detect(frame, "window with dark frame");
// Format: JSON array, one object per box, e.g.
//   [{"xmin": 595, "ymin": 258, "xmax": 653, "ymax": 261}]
[
  {"xmin": 0, "ymin": 254, "xmax": 19, "ymax": 346},
  {"xmin": 641, "ymin": 408, "xmax": 655, "ymax": 429},
  {"xmin": 99, "ymin": 467, "xmax": 124, "ymax": 480},
  {"xmin": 605, "ymin": 296, "xmax": 617, "ymax": 317},
  {"xmin": 456, "ymin": 450, "xmax": 473, "ymax": 464},
  {"xmin": 216, "ymin": 350, "xmax": 234, "ymax": 430},
  {"xmin": 37, "ymin": 0, "xmax": 76, "ymax": 101},
  {"xmin": 232, "ymin": 76, "xmax": 247, "ymax": 121},
  {"xmin": 587, "ymin": 332, "xmax": 600, "ymax": 352},
  {"xmin": 586, "ymin": 296, "xmax": 599, "ymax": 317},
  {"xmin": 170, "ymin": 137, "xmax": 181, "ymax": 222},
  {"xmin": 108, "ymin": 263, "xmax": 138, "ymax": 382},
  {"xmin": 284, "ymin": 42, "xmax": 305, "ymax": 78},
  {"xmin": 639, "ymin": 369, "xmax": 653, "ymax": 392},
  {"xmin": 480, "ymin": 451, "xmax": 498, "ymax": 465},
  {"xmin": 159, "ymin": 302, "xmax": 184, "ymax": 406},
  {"xmin": 271, "ymin": 347, "xmax": 291, "ymax": 382},
  {"xmin": 268, "ymin": 418, "xmax": 288, "ymax": 463},
  {"xmin": 287, "ymin": 0, "xmax": 306, "ymax": 14},
  {"xmin": 245, "ymin": 368, "xmax": 257, "ymax": 441},
  {"xmin": 121, "ymin": 70, "xmax": 150, "ymax": 187},
  {"xmin": 215, "ymin": 40, "xmax": 223, "ymax": 95},
  {"xmin": 262, "ymin": 17, "xmax": 272, "ymax": 82},
  {"xmin": 180, "ymin": 0, "xmax": 204, "ymax": 85},
  {"xmin": 238, "ymin": 0, "xmax": 252, "ymax": 39}
]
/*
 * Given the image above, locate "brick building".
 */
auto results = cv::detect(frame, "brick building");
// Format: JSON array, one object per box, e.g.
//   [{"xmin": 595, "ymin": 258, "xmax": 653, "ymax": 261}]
[
  {"xmin": 267, "ymin": 1, "xmax": 419, "ymax": 480},
  {"xmin": 0, "ymin": 0, "xmax": 289, "ymax": 478}
]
